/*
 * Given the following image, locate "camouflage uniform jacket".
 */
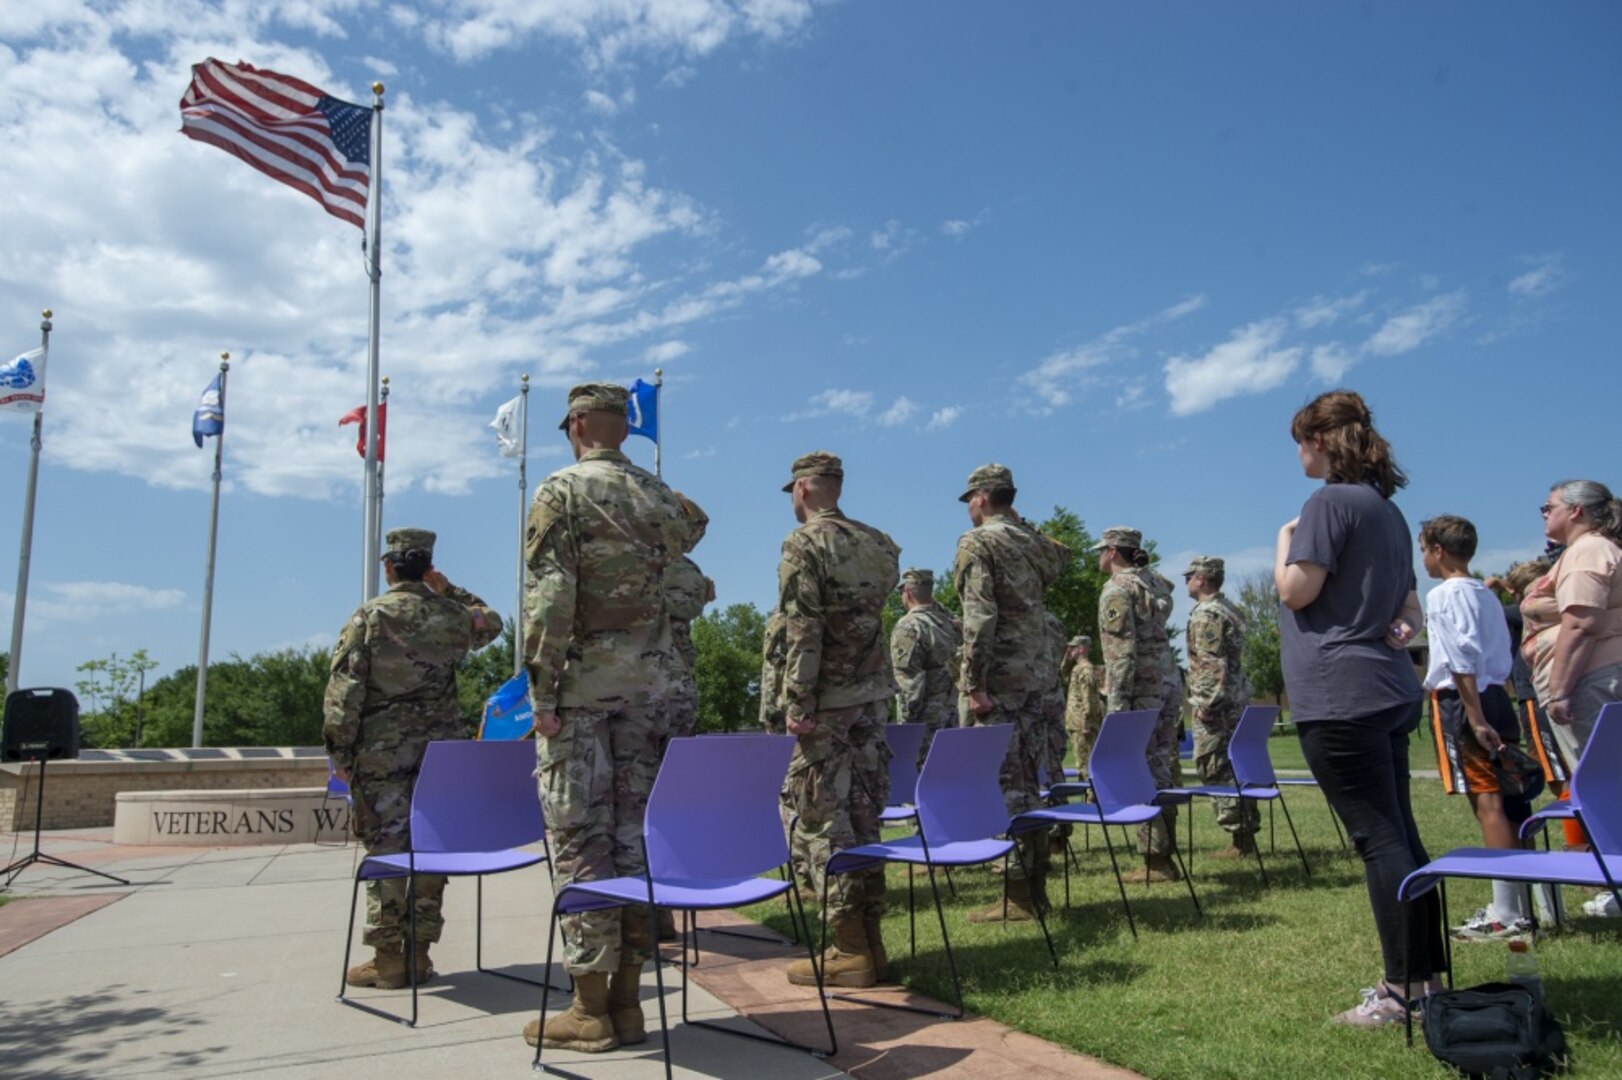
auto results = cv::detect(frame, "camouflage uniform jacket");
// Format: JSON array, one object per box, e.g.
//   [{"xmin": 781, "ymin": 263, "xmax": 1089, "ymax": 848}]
[
  {"xmin": 1185, "ymin": 593, "xmax": 1251, "ymax": 714},
  {"xmin": 323, "ymin": 580, "xmax": 503, "ymax": 773},
  {"xmin": 1042, "ymin": 610, "xmax": 1068, "ymax": 695},
  {"xmin": 664, "ymin": 554, "xmax": 711, "ymax": 676},
  {"xmin": 760, "ymin": 608, "xmax": 788, "ymax": 730},
  {"xmin": 1098, "ymin": 566, "xmax": 1173, "ymax": 713},
  {"xmin": 952, "ymin": 516, "xmax": 1071, "ymax": 695},
  {"xmin": 777, "ymin": 508, "xmax": 901, "ymax": 718},
  {"xmin": 889, "ymin": 603, "xmax": 962, "ymax": 725},
  {"xmin": 1065, "ymin": 660, "xmax": 1104, "ymax": 733},
  {"xmin": 524, "ymin": 448, "xmax": 690, "ymax": 712},
  {"xmin": 1147, "ymin": 570, "xmax": 1182, "ymax": 685}
]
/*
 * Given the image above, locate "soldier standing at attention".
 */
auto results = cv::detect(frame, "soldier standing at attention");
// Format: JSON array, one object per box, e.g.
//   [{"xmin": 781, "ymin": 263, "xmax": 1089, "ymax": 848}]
[
  {"xmin": 1096, "ymin": 526, "xmax": 1182, "ymax": 882},
  {"xmin": 664, "ymin": 493, "xmax": 715, "ymax": 746},
  {"xmin": 1041, "ymin": 609, "xmax": 1071, "ymax": 786},
  {"xmin": 522, "ymin": 383, "xmax": 690, "ymax": 1053},
  {"xmin": 889, "ymin": 568, "xmax": 963, "ymax": 768},
  {"xmin": 1064, "ymin": 635, "xmax": 1106, "ymax": 777},
  {"xmin": 1184, "ymin": 556, "xmax": 1260, "ymax": 857},
  {"xmin": 777, "ymin": 451, "xmax": 900, "ymax": 989},
  {"xmin": 326, "ymin": 528, "xmax": 502, "ymax": 991},
  {"xmin": 954, "ymin": 464, "xmax": 1071, "ymax": 922}
]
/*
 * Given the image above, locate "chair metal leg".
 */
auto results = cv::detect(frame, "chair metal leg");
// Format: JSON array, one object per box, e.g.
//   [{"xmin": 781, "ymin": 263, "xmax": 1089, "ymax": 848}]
[
  {"xmin": 336, "ymin": 872, "xmax": 364, "ymax": 1000},
  {"xmin": 1250, "ymin": 810, "xmax": 1272, "ymax": 890},
  {"xmin": 1276, "ymin": 792, "xmax": 1311, "ymax": 878},
  {"xmin": 1099, "ymin": 823, "xmax": 1138, "ymax": 939},
  {"xmin": 1167, "ymin": 831, "xmax": 1201, "ymax": 919},
  {"xmin": 1010, "ymin": 840, "xmax": 1059, "ymax": 970},
  {"xmin": 337, "ymin": 868, "xmax": 420, "ymax": 1027},
  {"xmin": 907, "ymin": 862, "xmax": 917, "ymax": 959}
]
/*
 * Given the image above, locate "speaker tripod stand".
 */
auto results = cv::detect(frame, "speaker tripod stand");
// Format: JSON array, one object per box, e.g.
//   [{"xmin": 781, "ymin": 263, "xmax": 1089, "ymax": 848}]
[{"xmin": 2, "ymin": 756, "xmax": 130, "ymax": 889}]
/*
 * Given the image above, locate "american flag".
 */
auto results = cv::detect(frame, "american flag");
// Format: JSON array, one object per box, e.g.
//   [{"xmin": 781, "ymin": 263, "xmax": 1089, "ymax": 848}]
[{"xmin": 180, "ymin": 59, "xmax": 371, "ymax": 229}]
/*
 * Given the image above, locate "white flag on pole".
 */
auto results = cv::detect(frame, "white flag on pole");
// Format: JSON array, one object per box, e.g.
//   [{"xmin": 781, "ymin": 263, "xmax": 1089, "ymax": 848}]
[
  {"xmin": 489, "ymin": 395, "xmax": 522, "ymax": 456},
  {"xmin": 0, "ymin": 348, "xmax": 46, "ymax": 414}
]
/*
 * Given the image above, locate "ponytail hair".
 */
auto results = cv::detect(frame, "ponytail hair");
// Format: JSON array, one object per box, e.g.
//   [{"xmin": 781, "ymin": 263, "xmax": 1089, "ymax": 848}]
[
  {"xmin": 1551, "ymin": 479, "xmax": 1622, "ymax": 545},
  {"xmin": 1290, "ymin": 389, "xmax": 1408, "ymax": 499},
  {"xmin": 1115, "ymin": 547, "xmax": 1151, "ymax": 569}
]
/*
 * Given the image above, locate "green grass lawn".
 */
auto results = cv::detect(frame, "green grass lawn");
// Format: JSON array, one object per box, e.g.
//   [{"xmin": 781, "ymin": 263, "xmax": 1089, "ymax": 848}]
[{"xmin": 749, "ymin": 745, "xmax": 1622, "ymax": 1079}]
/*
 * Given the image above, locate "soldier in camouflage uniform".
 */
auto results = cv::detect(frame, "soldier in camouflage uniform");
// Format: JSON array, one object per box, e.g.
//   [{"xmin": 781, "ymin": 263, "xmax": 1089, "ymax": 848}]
[
  {"xmin": 777, "ymin": 451, "xmax": 900, "ymax": 989},
  {"xmin": 1064, "ymin": 635, "xmax": 1106, "ymax": 777},
  {"xmin": 1096, "ymin": 526, "xmax": 1183, "ymax": 882},
  {"xmin": 889, "ymin": 568, "xmax": 963, "ymax": 769},
  {"xmin": 522, "ymin": 383, "xmax": 691, "ymax": 1053},
  {"xmin": 664, "ymin": 493, "xmax": 714, "ymax": 745},
  {"xmin": 325, "ymin": 528, "xmax": 502, "ymax": 991},
  {"xmin": 1041, "ymin": 609, "xmax": 1070, "ymax": 787},
  {"xmin": 954, "ymin": 464, "xmax": 1071, "ymax": 921},
  {"xmin": 1183, "ymin": 555, "xmax": 1259, "ymax": 854},
  {"xmin": 761, "ymin": 608, "xmax": 788, "ymax": 734}
]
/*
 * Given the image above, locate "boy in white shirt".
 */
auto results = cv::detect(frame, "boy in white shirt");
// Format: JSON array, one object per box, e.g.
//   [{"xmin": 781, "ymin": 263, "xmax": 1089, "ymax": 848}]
[{"xmin": 1420, "ymin": 515, "xmax": 1531, "ymax": 940}]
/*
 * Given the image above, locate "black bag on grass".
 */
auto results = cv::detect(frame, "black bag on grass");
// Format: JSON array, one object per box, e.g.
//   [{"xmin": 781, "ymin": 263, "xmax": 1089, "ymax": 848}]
[{"xmin": 1422, "ymin": 982, "xmax": 1566, "ymax": 1079}]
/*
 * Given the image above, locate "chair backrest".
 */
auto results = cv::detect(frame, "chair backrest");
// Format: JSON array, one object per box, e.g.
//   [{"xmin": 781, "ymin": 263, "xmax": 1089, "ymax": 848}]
[
  {"xmin": 1086, "ymin": 710, "xmax": 1161, "ymax": 810},
  {"xmin": 1569, "ymin": 703, "xmax": 1622, "ymax": 855},
  {"xmin": 914, "ymin": 724, "xmax": 1013, "ymax": 845},
  {"xmin": 1227, "ymin": 706, "xmax": 1283, "ymax": 788},
  {"xmin": 884, "ymin": 724, "xmax": 927, "ymax": 805},
  {"xmin": 326, "ymin": 758, "xmax": 350, "ymax": 796},
  {"xmin": 643, "ymin": 734, "xmax": 796, "ymax": 880},
  {"xmin": 407, "ymin": 740, "xmax": 544, "ymax": 853}
]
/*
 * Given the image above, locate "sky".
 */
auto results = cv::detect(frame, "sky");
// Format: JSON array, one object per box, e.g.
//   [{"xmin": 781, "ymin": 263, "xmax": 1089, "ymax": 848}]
[{"xmin": 1, "ymin": 1, "xmax": 1618, "ymax": 700}]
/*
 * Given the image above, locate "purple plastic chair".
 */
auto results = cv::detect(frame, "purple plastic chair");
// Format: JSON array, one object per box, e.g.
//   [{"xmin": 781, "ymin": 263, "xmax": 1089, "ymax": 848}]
[
  {"xmin": 1397, "ymin": 703, "xmax": 1622, "ymax": 1045},
  {"xmin": 1179, "ymin": 706, "xmax": 1311, "ymax": 886},
  {"xmin": 337, "ymin": 739, "xmax": 559, "ymax": 1027},
  {"xmin": 1011, "ymin": 710, "xmax": 1201, "ymax": 939},
  {"xmin": 533, "ymin": 733, "xmax": 832, "ymax": 1079},
  {"xmin": 820, "ymin": 724, "xmax": 1055, "ymax": 1021},
  {"xmin": 880, "ymin": 723, "xmax": 928, "ymax": 826},
  {"xmin": 316, "ymin": 759, "xmax": 353, "ymax": 848}
]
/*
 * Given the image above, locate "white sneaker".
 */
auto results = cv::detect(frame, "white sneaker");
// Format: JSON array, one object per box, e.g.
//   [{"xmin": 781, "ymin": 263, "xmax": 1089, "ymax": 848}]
[
  {"xmin": 1582, "ymin": 891, "xmax": 1621, "ymax": 918},
  {"xmin": 1451, "ymin": 908, "xmax": 1534, "ymax": 941}
]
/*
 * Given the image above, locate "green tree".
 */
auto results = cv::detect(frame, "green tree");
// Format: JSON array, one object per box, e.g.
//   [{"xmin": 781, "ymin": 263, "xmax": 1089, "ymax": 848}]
[
  {"xmin": 691, "ymin": 603, "xmax": 766, "ymax": 732},
  {"xmin": 1235, "ymin": 571, "xmax": 1285, "ymax": 705},
  {"xmin": 0, "ymin": 651, "xmax": 8, "ymax": 686},
  {"xmin": 458, "ymin": 622, "xmax": 517, "ymax": 733}
]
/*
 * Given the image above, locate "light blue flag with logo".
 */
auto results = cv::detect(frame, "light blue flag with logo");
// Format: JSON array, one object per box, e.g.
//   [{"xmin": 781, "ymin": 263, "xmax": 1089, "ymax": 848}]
[
  {"xmin": 192, "ymin": 373, "xmax": 225, "ymax": 447},
  {"xmin": 627, "ymin": 378, "xmax": 658, "ymax": 443},
  {"xmin": 479, "ymin": 672, "xmax": 535, "ymax": 740},
  {"xmin": 0, "ymin": 348, "xmax": 46, "ymax": 414}
]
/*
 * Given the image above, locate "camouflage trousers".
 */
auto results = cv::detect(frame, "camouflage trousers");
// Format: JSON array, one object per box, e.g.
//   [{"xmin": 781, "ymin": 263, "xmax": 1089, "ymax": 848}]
[
  {"xmin": 969, "ymin": 690, "xmax": 1047, "ymax": 881},
  {"xmin": 911, "ymin": 698, "xmax": 958, "ymax": 770},
  {"xmin": 1121, "ymin": 694, "xmax": 1183, "ymax": 857},
  {"xmin": 665, "ymin": 676, "xmax": 698, "ymax": 745},
  {"xmin": 786, "ymin": 700, "xmax": 889, "ymax": 925},
  {"xmin": 1193, "ymin": 705, "xmax": 1259, "ymax": 837},
  {"xmin": 1040, "ymin": 691, "xmax": 1067, "ymax": 786},
  {"xmin": 350, "ymin": 723, "xmax": 463, "ymax": 948},
  {"xmin": 537, "ymin": 706, "xmax": 662, "ymax": 975}
]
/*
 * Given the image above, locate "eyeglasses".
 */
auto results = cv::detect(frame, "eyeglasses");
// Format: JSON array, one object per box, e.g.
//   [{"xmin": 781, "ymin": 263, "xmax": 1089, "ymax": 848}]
[{"xmin": 1539, "ymin": 503, "xmax": 1560, "ymax": 516}]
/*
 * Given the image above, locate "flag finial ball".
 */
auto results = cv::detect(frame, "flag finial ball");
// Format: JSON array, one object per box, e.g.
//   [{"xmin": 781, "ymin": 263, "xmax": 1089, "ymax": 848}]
[
  {"xmin": 381, "ymin": 376, "xmax": 390, "ymax": 386},
  {"xmin": 41, "ymin": 308, "xmax": 52, "ymax": 319},
  {"xmin": 220, "ymin": 351, "xmax": 229, "ymax": 361},
  {"xmin": 521, "ymin": 373, "xmax": 530, "ymax": 384},
  {"xmin": 372, "ymin": 81, "xmax": 385, "ymax": 96},
  {"xmin": 654, "ymin": 368, "xmax": 663, "ymax": 378}
]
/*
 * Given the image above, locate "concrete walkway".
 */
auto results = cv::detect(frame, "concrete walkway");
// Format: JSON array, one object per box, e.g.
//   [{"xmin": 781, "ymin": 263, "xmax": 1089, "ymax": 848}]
[{"xmin": 0, "ymin": 831, "xmax": 1137, "ymax": 1080}]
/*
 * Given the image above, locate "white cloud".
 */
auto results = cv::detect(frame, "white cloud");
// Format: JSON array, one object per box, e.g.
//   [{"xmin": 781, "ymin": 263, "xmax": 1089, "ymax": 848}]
[
  {"xmin": 1508, "ymin": 254, "xmax": 1566, "ymax": 299},
  {"xmin": 583, "ymin": 89, "xmax": 620, "ymax": 115},
  {"xmin": 925, "ymin": 405, "xmax": 962, "ymax": 431},
  {"xmin": 940, "ymin": 219, "xmax": 970, "ymax": 237},
  {"xmin": 804, "ymin": 225, "xmax": 851, "ymax": 253},
  {"xmin": 877, "ymin": 396, "xmax": 917, "ymax": 427},
  {"xmin": 644, "ymin": 340, "xmax": 690, "ymax": 364},
  {"xmin": 362, "ymin": 56, "xmax": 399, "ymax": 77},
  {"xmin": 1365, "ymin": 290, "xmax": 1467, "ymax": 356},
  {"xmin": 1310, "ymin": 342, "xmax": 1357, "ymax": 382},
  {"xmin": 1294, "ymin": 290, "xmax": 1370, "ymax": 330},
  {"xmin": 788, "ymin": 388, "xmax": 873, "ymax": 421},
  {"xmin": 1163, "ymin": 319, "xmax": 1302, "ymax": 416},
  {"xmin": 3, "ymin": 581, "xmax": 186, "ymax": 626},
  {"xmin": 1017, "ymin": 294, "xmax": 1206, "ymax": 410},
  {"xmin": 683, "ymin": 446, "xmax": 718, "ymax": 459},
  {"xmin": 1115, "ymin": 382, "xmax": 1150, "ymax": 411}
]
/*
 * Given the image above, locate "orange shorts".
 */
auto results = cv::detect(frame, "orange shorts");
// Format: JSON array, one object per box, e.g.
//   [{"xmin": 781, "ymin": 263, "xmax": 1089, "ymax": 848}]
[{"xmin": 1431, "ymin": 686, "xmax": 1520, "ymax": 796}]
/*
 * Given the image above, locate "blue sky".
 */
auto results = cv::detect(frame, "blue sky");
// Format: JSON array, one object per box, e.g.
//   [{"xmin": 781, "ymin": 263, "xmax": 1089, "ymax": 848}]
[{"xmin": 1, "ymin": 2, "xmax": 1618, "ymax": 700}]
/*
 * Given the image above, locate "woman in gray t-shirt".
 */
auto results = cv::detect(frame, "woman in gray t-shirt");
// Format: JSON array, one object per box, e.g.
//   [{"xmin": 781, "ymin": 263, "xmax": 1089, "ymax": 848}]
[{"xmin": 1274, "ymin": 390, "xmax": 1439, "ymax": 1028}]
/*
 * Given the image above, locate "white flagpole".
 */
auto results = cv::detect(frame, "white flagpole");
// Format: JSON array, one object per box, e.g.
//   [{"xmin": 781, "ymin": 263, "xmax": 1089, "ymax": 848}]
[
  {"xmin": 653, "ymin": 367, "xmax": 663, "ymax": 478},
  {"xmin": 192, "ymin": 351, "xmax": 229, "ymax": 747},
  {"xmin": 6, "ymin": 309, "xmax": 51, "ymax": 698},
  {"xmin": 514, "ymin": 375, "xmax": 529, "ymax": 678},
  {"xmin": 360, "ymin": 81, "xmax": 386, "ymax": 602},
  {"xmin": 377, "ymin": 376, "xmax": 389, "ymax": 525}
]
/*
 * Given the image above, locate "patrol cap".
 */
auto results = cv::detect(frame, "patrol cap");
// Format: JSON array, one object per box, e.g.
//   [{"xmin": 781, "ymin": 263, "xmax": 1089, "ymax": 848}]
[
  {"xmin": 676, "ymin": 492, "xmax": 709, "ymax": 551},
  {"xmin": 384, "ymin": 527, "xmax": 435, "ymax": 559},
  {"xmin": 900, "ymin": 568, "xmax": 934, "ymax": 590},
  {"xmin": 1183, "ymin": 555, "xmax": 1225, "ymax": 578},
  {"xmin": 1069, "ymin": 634, "xmax": 1092, "ymax": 648},
  {"xmin": 959, "ymin": 463, "xmax": 1014, "ymax": 502},
  {"xmin": 782, "ymin": 451, "xmax": 844, "ymax": 493},
  {"xmin": 1092, "ymin": 526, "xmax": 1143, "ymax": 551},
  {"xmin": 558, "ymin": 382, "xmax": 630, "ymax": 430}
]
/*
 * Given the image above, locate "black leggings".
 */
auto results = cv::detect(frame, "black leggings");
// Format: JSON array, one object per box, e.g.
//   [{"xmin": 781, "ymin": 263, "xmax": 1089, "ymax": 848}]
[{"xmin": 1298, "ymin": 701, "xmax": 1447, "ymax": 984}]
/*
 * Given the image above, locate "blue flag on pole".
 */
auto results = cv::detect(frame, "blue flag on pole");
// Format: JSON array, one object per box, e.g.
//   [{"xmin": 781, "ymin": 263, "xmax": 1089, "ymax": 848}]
[
  {"xmin": 627, "ymin": 378, "xmax": 657, "ymax": 443},
  {"xmin": 480, "ymin": 672, "xmax": 535, "ymax": 740},
  {"xmin": 192, "ymin": 373, "xmax": 225, "ymax": 447}
]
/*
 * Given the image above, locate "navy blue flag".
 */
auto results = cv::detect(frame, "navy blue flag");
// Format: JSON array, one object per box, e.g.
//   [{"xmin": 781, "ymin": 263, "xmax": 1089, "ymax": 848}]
[
  {"xmin": 192, "ymin": 373, "xmax": 225, "ymax": 447},
  {"xmin": 479, "ymin": 672, "xmax": 535, "ymax": 740},
  {"xmin": 627, "ymin": 378, "xmax": 657, "ymax": 443}
]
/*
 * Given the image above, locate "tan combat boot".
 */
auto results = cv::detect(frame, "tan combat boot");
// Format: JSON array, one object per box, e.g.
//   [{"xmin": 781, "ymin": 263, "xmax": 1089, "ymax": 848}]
[
  {"xmin": 523, "ymin": 972, "xmax": 618, "ymax": 1052},
  {"xmin": 864, "ymin": 914, "xmax": 890, "ymax": 982},
  {"xmin": 346, "ymin": 943, "xmax": 408, "ymax": 989},
  {"xmin": 656, "ymin": 908, "xmax": 677, "ymax": 942},
  {"xmin": 412, "ymin": 943, "xmax": 436, "ymax": 983},
  {"xmin": 1214, "ymin": 832, "xmax": 1258, "ymax": 859},
  {"xmin": 967, "ymin": 875, "xmax": 1045, "ymax": 924},
  {"xmin": 609, "ymin": 962, "xmax": 647, "ymax": 1045},
  {"xmin": 786, "ymin": 916, "xmax": 875, "ymax": 988},
  {"xmin": 1143, "ymin": 854, "xmax": 1182, "ymax": 883}
]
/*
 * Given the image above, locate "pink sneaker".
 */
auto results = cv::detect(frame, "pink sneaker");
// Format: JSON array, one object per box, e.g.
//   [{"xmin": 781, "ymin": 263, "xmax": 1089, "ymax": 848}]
[{"xmin": 1331, "ymin": 982, "xmax": 1414, "ymax": 1028}]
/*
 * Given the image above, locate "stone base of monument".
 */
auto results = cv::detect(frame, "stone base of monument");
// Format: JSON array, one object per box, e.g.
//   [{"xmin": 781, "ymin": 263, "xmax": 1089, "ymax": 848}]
[{"xmin": 114, "ymin": 787, "xmax": 351, "ymax": 846}]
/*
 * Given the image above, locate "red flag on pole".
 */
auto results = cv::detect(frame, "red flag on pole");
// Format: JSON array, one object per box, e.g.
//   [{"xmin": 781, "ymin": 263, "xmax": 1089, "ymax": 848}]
[{"xmin": 338, "ymin": 403, "xmax": 385, "ymax": 461}]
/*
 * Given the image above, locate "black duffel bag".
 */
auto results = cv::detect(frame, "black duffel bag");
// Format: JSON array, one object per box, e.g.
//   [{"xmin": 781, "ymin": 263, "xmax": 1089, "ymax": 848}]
[{"xmin": 1422, "ymin": 982, "xmax": 1567, "ymax": 1079}]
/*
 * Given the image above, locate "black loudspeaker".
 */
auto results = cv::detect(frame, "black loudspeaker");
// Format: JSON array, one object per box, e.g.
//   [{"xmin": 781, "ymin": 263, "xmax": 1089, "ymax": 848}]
[{"xmin": 1, "ymin": 688, "xmax": 80, "ymax": 762}]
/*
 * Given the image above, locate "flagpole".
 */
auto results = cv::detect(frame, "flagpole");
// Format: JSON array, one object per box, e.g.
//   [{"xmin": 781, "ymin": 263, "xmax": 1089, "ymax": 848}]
[
  {"xmin": 360, "ymin": 81, "xmax": 385, "ymax": 602},
  {"xmin": 192, "ymin": 351, "xmax": 229, "ymax": 747},
  {"xmin": 377, "ymin": 376, "xmax": 389, "ymax": 521},
  {"xmin": 6, "ymin": 309, "xmax": 51, "ymax": 698},
  {"xmin": 514, "ymin": 374, "xmax": 529, "ymax": 678},
  {"xmin": 653, "ymin": 367, "xmax": 663, "ymax": 478}
]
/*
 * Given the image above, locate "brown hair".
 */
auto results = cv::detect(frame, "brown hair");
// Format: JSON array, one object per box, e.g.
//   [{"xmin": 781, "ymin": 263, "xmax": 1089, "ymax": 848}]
[
  {"xmin": 1504, "ymin": 556, "xmax": 1554, "ymax": 597},
  {"xmin": 1289, "ymin": 389, "xmax": 1408, "ymax": 498},
  {"xmin": 1418, "ymin": 515, "xmax": 1477, "ymax": 561}
]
